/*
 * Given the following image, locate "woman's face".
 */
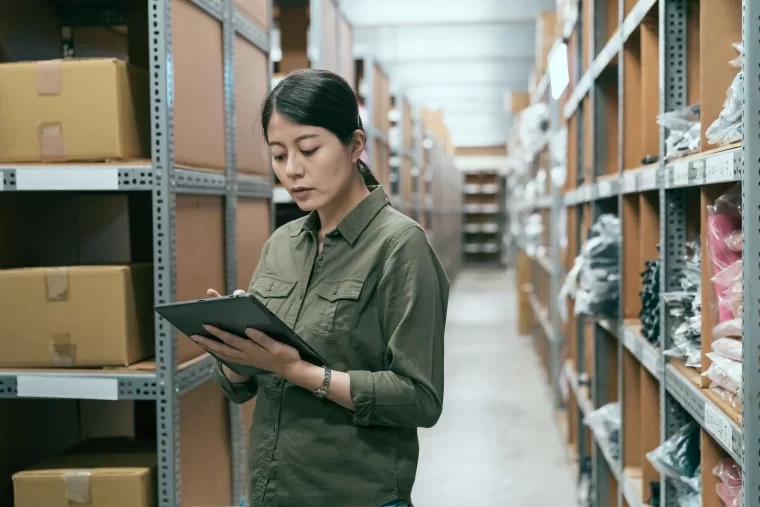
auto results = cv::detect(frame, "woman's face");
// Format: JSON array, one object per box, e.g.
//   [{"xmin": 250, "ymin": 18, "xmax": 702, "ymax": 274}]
[{"xmin": 267, "ymin": 112, "xmax": 363, "ymax": 212}]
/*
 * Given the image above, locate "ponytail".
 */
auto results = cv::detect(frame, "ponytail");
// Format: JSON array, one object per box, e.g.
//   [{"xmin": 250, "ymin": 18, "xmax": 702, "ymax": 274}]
[{"xmin": 357, "ymin": 159, "xmax": 379, "ymax": 187}]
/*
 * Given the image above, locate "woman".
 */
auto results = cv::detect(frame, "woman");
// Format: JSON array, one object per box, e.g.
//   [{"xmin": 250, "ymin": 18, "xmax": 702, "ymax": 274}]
[{"xmin": 192, "ymin": 69, "xmax": 449, "ymax": 507}]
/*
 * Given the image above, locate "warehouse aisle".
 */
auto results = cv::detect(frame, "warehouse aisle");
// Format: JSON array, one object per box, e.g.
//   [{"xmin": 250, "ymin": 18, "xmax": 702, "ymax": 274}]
[{"xmin": 413, "ymin": 269, "xmax": 577, "ymax": 507}]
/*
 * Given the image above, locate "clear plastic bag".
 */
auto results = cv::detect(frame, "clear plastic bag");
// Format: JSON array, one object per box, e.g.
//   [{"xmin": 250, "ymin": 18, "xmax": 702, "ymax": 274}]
[
  {"xmin": 729, "ymin": 43, "xmax": 743, "ymax": 68},
  {"xmin": 658, "ymin": 104, "xmax": 701, "ymax": 159},
  {"xmin": 574, "ymin": 215, "xmax": 621, "ymax": 318},
  {"xmin": 725, "ymin": 230, "xmax": 742, "ymax": 251},
  {"xmin": 711, "ymin": 386, "xmax": 742, "ymax": 410},
  {"xmin": 713, "ymin": 318, "xmax": 742, "ymax": 339},
  {"xmin": 646, "ymin": 421, "xmax": 700, "ymax": 482},
  {"xmin": 712, "ymin": 338, "xmax": 742, "ymax": 361},
  {"xmin": 703, "ymin": 352, "xmax": 742, "ymax": 396},
  {"xmin": 706, "ymin": 71, "xmax": 744, "ymax": 146},
  {"xmin": 584, "ymin": 403, "xmax": 621, "ymax": 459},
  {"xmin": 713, "ymin": 457, "xmax": 743, "ymax": 507},
  {"xmin": 707, "ymin": 185, "xmax": 743, "ymax": 323}
]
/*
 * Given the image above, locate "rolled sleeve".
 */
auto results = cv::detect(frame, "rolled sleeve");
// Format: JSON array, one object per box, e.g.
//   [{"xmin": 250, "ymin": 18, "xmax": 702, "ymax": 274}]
[
  {"xmin": 212, "ymin": 359, "xmax": 259, "ymax": 404},
  {"xmin": 348, "ymin": 225, "xmax": 449, "ymax": 428}
]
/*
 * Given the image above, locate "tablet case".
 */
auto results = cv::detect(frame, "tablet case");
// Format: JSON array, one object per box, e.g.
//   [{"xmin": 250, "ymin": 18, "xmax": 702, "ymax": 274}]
[{"xmin": 154, "ymin": 293, "xmax": 328, "ymax": 376}]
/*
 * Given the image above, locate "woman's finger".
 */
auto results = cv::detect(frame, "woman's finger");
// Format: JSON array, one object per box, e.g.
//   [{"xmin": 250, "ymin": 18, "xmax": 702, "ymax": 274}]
[
  {"xmin": 202, "ymin": 325, "xmax": 249, "ymax": 351},
  {"xmin": 191, "ymin": 335, "xmax": 245, "ymax": 361},
  {"xmin": 207, "ymin": 288, "xmax": 222, "ymax": 298},
  {"xmin": 245, "ymin": 328, "xmax": 278, "ymax": 352}
]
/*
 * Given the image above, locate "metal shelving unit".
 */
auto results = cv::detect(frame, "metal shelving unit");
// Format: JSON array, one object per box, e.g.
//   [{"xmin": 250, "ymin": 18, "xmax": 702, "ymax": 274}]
[
  {"xmin": 0, "ymin": 1, "xmax": 272, "ymax": 505},
  {"xmin": 538, "ymin": 0, "xmax": 760, "ymax": 506}
]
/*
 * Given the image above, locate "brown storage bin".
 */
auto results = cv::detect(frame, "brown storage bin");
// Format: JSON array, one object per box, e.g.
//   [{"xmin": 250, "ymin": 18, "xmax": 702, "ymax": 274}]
[
  {"xmin": 235, "ymin": 36, "xmax": 270, "ymax": 175},
  {"xmin": 175, "ymin": 195, "xmax": 225, "ymax": 362},
  {"xmin": 0, "ymin": 265, "xmax": 154, "ymax": 368},
  {"xmin": 173, "ymin": 0, "xmax": 226, "ymax": 170},
  {"xmin": 235, "ymin": 0, "xmax": 270, "ymax": 28},
  {"xmin": 0, "ymin": 58, "xmax": 149, "ymax": 163}
]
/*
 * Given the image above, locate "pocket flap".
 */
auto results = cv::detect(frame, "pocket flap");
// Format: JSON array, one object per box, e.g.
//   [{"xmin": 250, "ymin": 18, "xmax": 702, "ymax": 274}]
[
  {"xmin": 251, "ymin": 275, "xmax": 296, "ymax": 298},
  {"xmin": 315, "ymin": 278, "xmax": 364, "ymax": 302}
]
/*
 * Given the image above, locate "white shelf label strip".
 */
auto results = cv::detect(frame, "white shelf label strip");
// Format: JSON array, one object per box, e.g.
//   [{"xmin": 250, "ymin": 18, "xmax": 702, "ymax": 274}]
[
  {"xmin": 14, "ymin": 167, "xmax": 120, "ymax": 191},
  {"xmin": 17, "ymin": 375, "xmax": 119, "ymax": 400},
  {"xmin": 705, "ymin": 152, "xmax": 737, "ymax": 183},
  {"xmin": 704, "ymin": 403, "xmax": 733, "ymax": 451},
  {"xmin": 672, "ymin": 161, "xmax": 690, "ymax": 186}
]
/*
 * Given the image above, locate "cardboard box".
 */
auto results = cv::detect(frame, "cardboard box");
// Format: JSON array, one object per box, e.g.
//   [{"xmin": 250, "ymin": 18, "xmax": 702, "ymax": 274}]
[
  {"xmin": 0, "ymin": 265, "xmax": 154, "ymax": 368},
  {"xmin": 535, "ymin": 10, "xmax": 558, "ymax": 76},
  {"xmin": 0, "ymin": 58, "xmax": 149, "ymax": 163},
  {"xmin": 13, "ymin": 438, "xmax": 156, "ymax": 507},
  {"xmin": 504, "ymin": 91, "xmax": 531, "ymax": 114},
  {"xmin": 173, "ymin": 0, "xmax": 226, "ymax": 170}
]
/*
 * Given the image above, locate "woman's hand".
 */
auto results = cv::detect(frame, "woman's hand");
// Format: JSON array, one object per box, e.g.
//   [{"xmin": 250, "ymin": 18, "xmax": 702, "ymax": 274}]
[{"xmin": 191, "ymin": 325, "xmax": 303, "ymax": 378}]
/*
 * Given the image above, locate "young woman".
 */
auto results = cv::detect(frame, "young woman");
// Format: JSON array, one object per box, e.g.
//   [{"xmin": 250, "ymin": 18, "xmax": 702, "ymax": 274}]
[{"xmin": 192, "ymin": 69, "xmax": 449, "ymax": 507}]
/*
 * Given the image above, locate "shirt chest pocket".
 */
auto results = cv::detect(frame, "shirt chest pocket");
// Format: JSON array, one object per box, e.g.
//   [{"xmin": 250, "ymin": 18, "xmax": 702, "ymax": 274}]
[
  {"xmin": 310, "ymin": 278, "xmax": 364, "ymax": 337},
  {"xmin": 250, "ymin": 275, "xmax": 296, "ymax": 317}
]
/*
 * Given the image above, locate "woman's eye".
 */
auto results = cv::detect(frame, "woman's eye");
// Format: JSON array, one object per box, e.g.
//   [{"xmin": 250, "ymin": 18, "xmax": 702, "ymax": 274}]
[
  {"xmin": 273, "ymin": 154, "xmax": 286, "ymax": 162},
  {"xmin": 302, "ymin": 148, "xmax": 318, "ymax": 157}
]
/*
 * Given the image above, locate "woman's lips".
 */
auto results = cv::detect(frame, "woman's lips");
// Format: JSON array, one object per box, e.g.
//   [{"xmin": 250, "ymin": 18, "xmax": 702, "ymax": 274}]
[{"xmin": 291, "ymin": 187, "xmax": 313, "ymax": 200}]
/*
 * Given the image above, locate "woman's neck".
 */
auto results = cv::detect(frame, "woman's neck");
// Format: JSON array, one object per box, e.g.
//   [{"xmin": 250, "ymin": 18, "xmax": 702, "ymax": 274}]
[{"xmin": 318, "ymin": 177, "xmax": 370, "ymax": 239}]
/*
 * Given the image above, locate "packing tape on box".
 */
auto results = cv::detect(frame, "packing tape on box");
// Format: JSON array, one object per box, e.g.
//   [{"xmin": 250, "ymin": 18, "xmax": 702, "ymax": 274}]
[
  {"xmin": 63, "ymin": 469, "xmax": 92, "ymax": 504},
  {"xmin": 36, "ymin": 59, "xmax": 63, "ymax": 96},
  {"xmin": 38, "ymin": 122, "xmax": 66, "ymax": 162},
  {"xmin": 44, "ymin": 268, "xmax": 69, "ymax": 302},
  {"xmin": 51, "ymin": 333, "xmax": 76, "ymax": 367}
]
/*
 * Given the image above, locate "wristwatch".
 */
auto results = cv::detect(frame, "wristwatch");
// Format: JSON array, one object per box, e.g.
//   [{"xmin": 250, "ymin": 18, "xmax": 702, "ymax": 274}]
[{"xmin": 313, "ymin": 366, "xmax": 332, "ymax": 399}]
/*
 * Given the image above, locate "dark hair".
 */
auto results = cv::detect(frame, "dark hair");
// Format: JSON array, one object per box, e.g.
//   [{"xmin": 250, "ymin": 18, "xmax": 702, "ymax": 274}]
[{"xmin": 261, "ymin": 69, "xmax": 378, "ymax": 187}]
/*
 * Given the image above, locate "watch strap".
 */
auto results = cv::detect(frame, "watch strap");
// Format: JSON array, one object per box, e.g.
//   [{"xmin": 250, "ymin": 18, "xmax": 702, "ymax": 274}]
[{"xmin": 313, "ymin": 366, "xmax": 332, "ymax": 398}]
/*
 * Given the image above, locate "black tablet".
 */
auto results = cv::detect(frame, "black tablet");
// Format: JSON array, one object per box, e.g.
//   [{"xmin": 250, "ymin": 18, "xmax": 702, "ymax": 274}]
[{"xmin": 154, "ymin": 293, "xmax": 328, "ymax": 377}]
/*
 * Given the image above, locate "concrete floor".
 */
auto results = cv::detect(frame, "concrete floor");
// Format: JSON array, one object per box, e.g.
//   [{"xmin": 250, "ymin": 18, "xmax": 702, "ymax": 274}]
[{"xmin": 412, "ymin": 268, "xmax": 578, "ymax": 507}]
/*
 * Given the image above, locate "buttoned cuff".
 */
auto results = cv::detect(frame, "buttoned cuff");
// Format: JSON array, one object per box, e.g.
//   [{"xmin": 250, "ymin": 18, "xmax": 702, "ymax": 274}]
[
  {"xmin": 348, "ymin": 370, "xmax": 376, "ymax": 426},
  {"xmin": 213, "ymin": 360, "xmax": 259, "ymax": 404}
]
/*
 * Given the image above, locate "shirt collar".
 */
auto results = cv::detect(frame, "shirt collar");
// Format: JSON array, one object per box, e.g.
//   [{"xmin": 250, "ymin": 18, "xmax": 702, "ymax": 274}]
[{"xmin": 291, "ymin": 186, "xmax": 389, "ymax": 245}]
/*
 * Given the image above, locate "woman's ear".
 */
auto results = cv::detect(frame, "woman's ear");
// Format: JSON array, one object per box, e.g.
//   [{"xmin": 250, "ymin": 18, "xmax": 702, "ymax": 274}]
[{"xmin": 350, "ymin": 129, "xmax": 366, "ymax": 163}]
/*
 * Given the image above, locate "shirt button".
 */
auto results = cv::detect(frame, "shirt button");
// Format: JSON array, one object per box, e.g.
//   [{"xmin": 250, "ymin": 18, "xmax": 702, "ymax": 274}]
[
  {"xmin": 333, "ymin": 288, "xmax": 338, "ymax": 295},
  {"xmin": 267, "ymin": 284, "xmax": 274, "ymax": 291},
  {"xmin": 269, "ymin": 468, "xmax": 278, "ymax": 478},
  {"xmin": 273, "ymin": 376, "xmax": 282, "ymax": 386},
  {"xmin": 317, "ymin": 255, "xmax": 324, "ymax": 261}
]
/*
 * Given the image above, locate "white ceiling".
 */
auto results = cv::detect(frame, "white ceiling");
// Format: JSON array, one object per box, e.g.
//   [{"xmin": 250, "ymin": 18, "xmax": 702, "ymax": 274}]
[{"xmin": 339, "ymin": 0, "xmax": 554, "ymax": 147}]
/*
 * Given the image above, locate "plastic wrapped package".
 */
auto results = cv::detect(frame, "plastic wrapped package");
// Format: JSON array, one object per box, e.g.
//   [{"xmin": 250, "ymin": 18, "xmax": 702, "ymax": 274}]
[
  {"xmin": 706, "ymin": 71, "xmax": 744, "ymax": 146},
  {"xmin": 646, "ymin": 421, "xmax": 700, "ymax": 482},
  {"xmin": 712, "ymin": 337, "xmax": 742, "ymax": 361},
  {"xmin": 712, "ymin": 386, "xmax": 742, "ymax": 410},
  {"xmin": 713, "ymin": 457, "xmax": 742, "ymax": 507},
  {"xmin": 518, "ymin": 103, "xmax": 551, "ymax": 160},
  {"xmin": 703, "ymin": 352, "xmax": 742, "ymax": 396},
  {"xmin": 658, "ymin": 104, "xmax": 701, "ymax": 159},
  {"xmin": 713, "ymin": 318, "xmax": 742, "ymax": 339},
  {"xmin": 725, "ymin": 231, "xmax": 742, "ymax": 251},
  {"xmin": 584, "ymin": 402, "xmax": 621, "ymax": 459},
  {"xmin": 639, "ymin": 258, "xmax": 661, "ymax": 345},
  {"xmin": 574, "ymin": 215, "xmax": 621, "ymax": 318},
  {"xmin": 706, "ymin": 184, "xmax": 743, "ymax": 323}
]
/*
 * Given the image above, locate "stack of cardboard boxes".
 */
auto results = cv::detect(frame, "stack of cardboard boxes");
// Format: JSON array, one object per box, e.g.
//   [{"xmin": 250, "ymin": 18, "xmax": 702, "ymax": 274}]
[{"xmin": 0, "ymin": 0, "xmax": 271, "ymax": 505}]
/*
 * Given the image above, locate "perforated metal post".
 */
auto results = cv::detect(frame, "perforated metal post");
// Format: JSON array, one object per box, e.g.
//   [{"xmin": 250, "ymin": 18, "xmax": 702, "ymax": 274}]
[
  {"xmin": 615, "ymin": 0, "xmax": 625, "ymax": 503},
  {"xmin": 658, "ymin": 1, "xmax": 690, "ymax": 506},
  {"xmin": 222, "ymin": 1, "xmax": 248, "ymax": 503},
  {"xmin": 149, "ymin": 1, "xmax": 180, "ymax": 505},
  {"xmin": 742, "ymin": 1, "xmax": 760, "ymax": 505}
]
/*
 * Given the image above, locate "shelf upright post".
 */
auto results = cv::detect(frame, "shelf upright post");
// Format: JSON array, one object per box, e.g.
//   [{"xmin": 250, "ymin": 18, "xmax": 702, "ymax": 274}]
[
  {"xmin": 742, "ymin": 0, "xmax": 760, "ymax": 504},
  {"xmin": 573, "ymin": 0, "xmax": 588, "ymax": 475},
  {"xmin": 615, "ymin": 0, "xmax": 625, "ymax": 501},
  {"xmin": 658, "ymin": 1, "xmax": 692, "ymax": 506},
  {"xmin": 268, "ymin": 0, "xmax": 276, "ymax": 235},
  {"xmin": 222, "ymin": 1, "xmax": 248, "ymax": 503},
  {"xmin": 148, "ymin": 1, "xmax": 180, "ymax": 505}
]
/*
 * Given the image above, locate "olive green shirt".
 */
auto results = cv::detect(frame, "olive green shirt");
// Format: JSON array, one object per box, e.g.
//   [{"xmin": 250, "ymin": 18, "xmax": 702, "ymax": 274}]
[{"xmin": 212, "ymin": 186, "xmax": 449, "ymax": 507}]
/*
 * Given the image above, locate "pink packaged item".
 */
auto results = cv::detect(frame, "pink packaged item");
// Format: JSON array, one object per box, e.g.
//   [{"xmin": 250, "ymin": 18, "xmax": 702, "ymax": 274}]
[{"xmin": 707, "ymin": 184, "xmax": 743, "ymax": 323}]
